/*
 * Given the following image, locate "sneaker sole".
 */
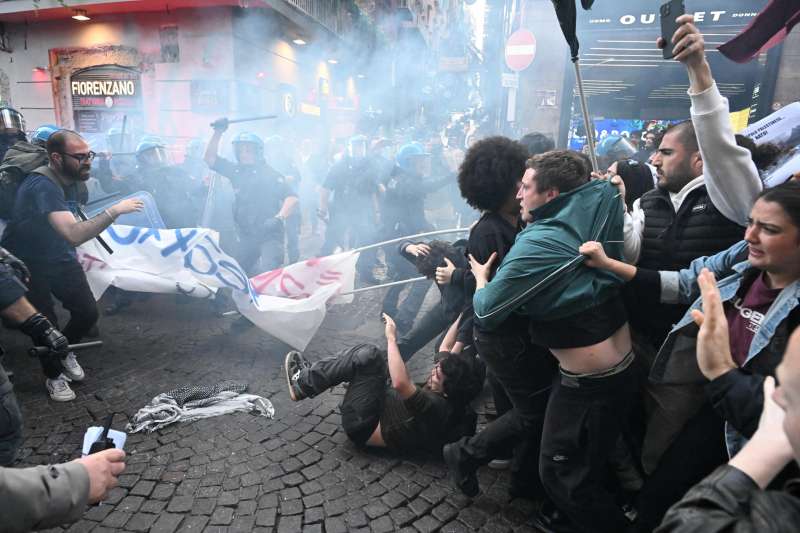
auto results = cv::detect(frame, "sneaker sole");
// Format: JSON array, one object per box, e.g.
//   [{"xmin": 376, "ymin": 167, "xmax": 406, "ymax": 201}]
[
  {"xmin": 62, "ymin": 370, "xmax": 85, "ymax": 382},
  {"xmin": 285, "ymin": 351, "xmax": 300, "ymax": 401},
  {"xmin": 48, "ymin": 389, "xmax": 76, "ymax": 402},
  {"xmin": 443, "ymin": 443, "xmax": 479, "ymax": 498}
]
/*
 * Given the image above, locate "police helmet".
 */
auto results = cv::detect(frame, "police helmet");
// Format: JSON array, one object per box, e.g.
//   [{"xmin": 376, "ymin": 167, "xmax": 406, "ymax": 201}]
[
  {"xmin": 395, "ymin": 142, "xmax": 429, "ymax": 171},
  {"xmin": 596, "ymin": 135, "xmax": 637, "ymax": 160},
  {"xmin": 0, "ymin": 107, "xmax": 25, "ymax": 134},
  {"xmin": 231, "ymin": 132, "xmax": 264, "ymax": 150},
  {"xmin": 136, "ymin": 138, "xmax": 168, "ymax": 166},
  {"xmin": 32, "ymin": 124, "xmax": 59, "ymax": 146}
]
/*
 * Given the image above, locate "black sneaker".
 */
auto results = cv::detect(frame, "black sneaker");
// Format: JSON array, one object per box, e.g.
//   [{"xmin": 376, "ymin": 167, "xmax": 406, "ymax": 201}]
[
  {"xmin": 530, "ymin": 503, "xmax": 576, "ymax": 533},
  {"xmin": 442, "ymin": 441, "xmax": 480, "ymax": 498},
  {"xmin": 285, "ymin": 351, "xmax": 309, "ymax": 401}
]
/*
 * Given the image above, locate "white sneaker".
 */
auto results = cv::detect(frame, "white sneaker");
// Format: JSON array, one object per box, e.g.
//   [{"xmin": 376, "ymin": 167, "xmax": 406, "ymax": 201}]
[
  {"xmin": 46, "ymin": 374, "xmax": 76, "ymax": 402},
  {"xmin": 488, "ymin": 458, "xmax": 511, "ymax": 470},
  {"xmin": 61, "ymin": 352, "xmax": 85, "ymax": 382}
]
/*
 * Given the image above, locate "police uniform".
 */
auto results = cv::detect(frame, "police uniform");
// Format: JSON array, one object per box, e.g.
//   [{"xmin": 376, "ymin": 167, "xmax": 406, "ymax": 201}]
[{"xmin": 210, "ymin": 156, "xmax": 295, "ymax": 276}]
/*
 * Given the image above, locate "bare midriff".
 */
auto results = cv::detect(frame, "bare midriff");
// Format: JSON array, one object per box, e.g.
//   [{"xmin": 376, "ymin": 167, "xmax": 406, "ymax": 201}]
[
  {"xmin": 550, "ymin": 323, "xmax": 632, "ymax": 374},
  {"xmin": 367, "ymin": 423, "xmax": 386, "ymax": 447}
]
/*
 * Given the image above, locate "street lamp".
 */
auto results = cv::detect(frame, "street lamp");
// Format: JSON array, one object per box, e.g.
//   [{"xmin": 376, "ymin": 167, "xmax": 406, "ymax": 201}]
[{"xmin": 72, "ymin": 9, "xmax": 91, "ymax": 21}]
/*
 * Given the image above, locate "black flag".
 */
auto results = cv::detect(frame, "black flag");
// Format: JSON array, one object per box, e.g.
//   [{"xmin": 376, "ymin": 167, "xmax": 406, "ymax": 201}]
[{"xmin": 552, "ymin": 0, "xmax": 595, "ymax": 60}]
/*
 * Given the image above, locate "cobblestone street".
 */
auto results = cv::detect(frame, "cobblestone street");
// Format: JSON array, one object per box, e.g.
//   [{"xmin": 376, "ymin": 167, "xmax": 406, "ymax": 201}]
[{"xmin": 5, "ymin": 282, "xmax": 543, "ymax": 533}]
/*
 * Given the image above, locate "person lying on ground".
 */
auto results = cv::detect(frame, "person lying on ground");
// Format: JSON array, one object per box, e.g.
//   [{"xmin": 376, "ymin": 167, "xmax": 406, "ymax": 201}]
[{"xmin": 284, "ymin": 313, "xmax": 483, "ymax": 456}]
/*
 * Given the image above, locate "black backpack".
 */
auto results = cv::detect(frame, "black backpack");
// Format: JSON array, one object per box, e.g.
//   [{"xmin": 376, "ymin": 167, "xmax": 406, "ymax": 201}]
[
  {"xmin": 0, "ymin": 142, "xmax": 50, "ymax": 219},
  {"xmin": 0, "ymin": 142, "xmax": 88, "ymax": 219}
]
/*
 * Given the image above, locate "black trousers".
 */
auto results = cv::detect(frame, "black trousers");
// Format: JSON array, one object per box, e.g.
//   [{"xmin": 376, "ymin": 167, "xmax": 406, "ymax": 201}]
[
  {"xmin": 397, "ymin": 302, "xmax": 451, "ymax": 362},
  {"xmin": 26, "ymin": 258, "xmax": 98, "ymax": 379},
  {"xmin": 297, "ymin": 344, "xmax": 388, "ymax": 446},
  {"xmin": 451, "ymin": 329, "xmax": 556, "ymax": 497},
  {"xmin": 236, "ymin": 229, "xmax": 285, "ymax": 277},
  {"xmin": 285, "ymin": 212, "xmax": 301, "ymax": 264},
  {"xmin": 320, "ymin": 211, "xmax": 377, "ymax": 277},
  {"xmin": 632, "ymin": 402, "xmax": 727, "ymax": 533},
  {"xmin": 539, "ymin": 354, "xmax": 640, "ymax": 533},
  {"xmin": 0, "ymin": 363, "xmax": 22, "ymax": 466}
]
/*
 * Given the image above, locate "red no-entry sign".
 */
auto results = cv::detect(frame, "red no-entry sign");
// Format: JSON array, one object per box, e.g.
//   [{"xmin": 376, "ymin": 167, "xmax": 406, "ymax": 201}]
[{"xmin": 505, "ymin": 29, "xmax": 537, "ymax": 72}]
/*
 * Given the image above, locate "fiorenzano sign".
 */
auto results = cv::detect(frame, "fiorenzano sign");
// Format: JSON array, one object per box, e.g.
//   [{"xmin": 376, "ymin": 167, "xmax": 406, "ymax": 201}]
[{"xmin": 71, "ymin": 79, "xmax": 136, "ymax": 97}]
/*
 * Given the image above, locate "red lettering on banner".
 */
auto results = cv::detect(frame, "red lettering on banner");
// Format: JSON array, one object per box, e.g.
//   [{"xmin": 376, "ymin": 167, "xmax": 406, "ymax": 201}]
[
  {"xmin": 79, "ymin": 253, "xmax": 108, "ymax": 272},
  {"xmin": 279, "ymin": 273, "xmax": 306, "ymax": 297},
  {"xmin": 251, "ymin": 268, "xmax": 283, "ymax": 294}
]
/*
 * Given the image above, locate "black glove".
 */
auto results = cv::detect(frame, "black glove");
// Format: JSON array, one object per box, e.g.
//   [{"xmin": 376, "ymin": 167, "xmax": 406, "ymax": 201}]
[
  {"xmin": 19, "ymin": 313, "xmax": 69, "ymax": 354},
  {"xmin": 210, "ymin": 117, "xmax": 229, "ymax": 132},
  {"xmin": 0, "ymin": 247, "xmax": 30, "ymax": 284},
  {"xmin": 263, "ymin": 216, "xmax": 285, "ymax": 235}
]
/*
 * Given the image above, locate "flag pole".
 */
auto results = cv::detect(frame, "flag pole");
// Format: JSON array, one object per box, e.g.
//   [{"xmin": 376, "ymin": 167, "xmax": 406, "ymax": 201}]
[
  {"xmin": 348, "ymin": 228, "xmax": 470, "ymax": 255},
  {"xmin": 338, "ymin": 276, "xmax": 427, "ymax": 297},
  {"xmin": 573, "ymin": 57, "xmax": 599, "ymax": 172}
]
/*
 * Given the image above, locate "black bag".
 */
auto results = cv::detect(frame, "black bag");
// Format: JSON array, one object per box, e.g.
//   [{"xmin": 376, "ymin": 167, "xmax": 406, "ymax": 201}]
[
  {"xmin": 0, "ymin": 143, "xmax": 88, "ymax": 219},
  {"xmin": 0, "ymin": 142, "xmax": 49, "ymax": 219}
]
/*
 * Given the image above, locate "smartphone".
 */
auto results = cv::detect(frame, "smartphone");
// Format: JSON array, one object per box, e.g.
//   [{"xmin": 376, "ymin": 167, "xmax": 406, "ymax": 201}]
[{"xmin": 660, "ymin": 0, "xmax": 686, "ymax": 59}]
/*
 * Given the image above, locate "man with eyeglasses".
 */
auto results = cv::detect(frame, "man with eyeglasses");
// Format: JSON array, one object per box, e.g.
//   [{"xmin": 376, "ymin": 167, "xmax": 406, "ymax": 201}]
[{"xmin": 1, "ymin": 130, "xmax": 143, "ymax": 401}]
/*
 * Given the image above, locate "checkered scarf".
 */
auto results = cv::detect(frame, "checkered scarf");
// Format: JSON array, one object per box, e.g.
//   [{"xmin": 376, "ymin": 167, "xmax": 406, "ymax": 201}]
[{"xmin": 127, "ymin": 380, "xmax": 274, "ymax": 433}]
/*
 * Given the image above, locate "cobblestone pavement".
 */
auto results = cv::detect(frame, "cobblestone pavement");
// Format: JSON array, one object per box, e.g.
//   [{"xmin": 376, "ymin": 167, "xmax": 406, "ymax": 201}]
[{"xmin": 5, "ymin": 272, "xmax": 544, "ymax": 532}]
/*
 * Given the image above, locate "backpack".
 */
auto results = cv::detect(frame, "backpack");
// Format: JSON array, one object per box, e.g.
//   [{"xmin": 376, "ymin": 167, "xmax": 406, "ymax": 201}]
[
  {"xmin": 0, "ymin": 142, "xmax": 88, "ymax": 219},
  {"xmin": 0, "ymin": 142, "xmax": 49, "ymax": 219}
]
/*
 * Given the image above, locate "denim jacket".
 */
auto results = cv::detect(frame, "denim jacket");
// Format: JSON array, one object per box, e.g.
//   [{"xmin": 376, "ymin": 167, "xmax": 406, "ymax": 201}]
[{"xmin": 652, "ymin": 239, "xmax": 800, "ymax": 454}]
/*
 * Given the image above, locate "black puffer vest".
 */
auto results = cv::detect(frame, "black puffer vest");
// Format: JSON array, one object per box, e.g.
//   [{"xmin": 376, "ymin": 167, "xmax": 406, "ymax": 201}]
[
  {"xmin": 629, "ymin": 183, "xmax": 745, "ymax": 348},
  {"xmin": 638, "ymin": 184, "xmax": 745, "ymax": 271}
]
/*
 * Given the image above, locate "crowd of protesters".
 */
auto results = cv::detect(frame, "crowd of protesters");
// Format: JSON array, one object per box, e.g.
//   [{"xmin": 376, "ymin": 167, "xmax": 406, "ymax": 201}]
[{"xmin": 2, "ymin": 13, "xmax": 800, "ymax": 533}]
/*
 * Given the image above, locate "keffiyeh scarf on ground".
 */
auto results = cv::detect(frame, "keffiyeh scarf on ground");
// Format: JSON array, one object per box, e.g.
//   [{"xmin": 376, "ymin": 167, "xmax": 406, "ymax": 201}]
[
  {"xmin": 127, "ymin": 380, "xmax": 275, "ymax": 433},
  {"xmin": 473, "ymin": 180, "xmax": 625, "ymax": 330}
]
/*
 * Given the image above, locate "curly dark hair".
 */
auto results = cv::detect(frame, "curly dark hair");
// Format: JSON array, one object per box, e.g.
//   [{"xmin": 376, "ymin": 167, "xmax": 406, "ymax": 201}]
[
  {"xmin": 439, "ymin": 352, "xmax": 484, "ymax": 406},
  {"xmin": 458, "ymin": 136, "xmax": 529, "ymax": 212},
  {"xmin": 413, "ymin": 240, "xmax": 460, "ymax": 278},
  {"xmin": 526, "ymin": 149, "xmax": 589, "ymax": 194}
]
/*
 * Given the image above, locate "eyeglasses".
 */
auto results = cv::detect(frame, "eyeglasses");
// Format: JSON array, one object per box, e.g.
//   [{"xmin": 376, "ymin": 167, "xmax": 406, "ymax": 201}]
[{"xmin": 60, "ymin": 151, "xmax": 96, "ymax": 163}]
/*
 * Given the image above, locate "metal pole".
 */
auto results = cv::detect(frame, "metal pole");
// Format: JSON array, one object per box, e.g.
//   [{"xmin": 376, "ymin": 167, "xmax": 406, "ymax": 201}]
[
  {"xmin": 572, "ymin": 58, "xmax": 599, "ymax": 172},
  {"xmin": 338, "ymin": 276, "xmax": 427, "ymax": 297},
  {"xmin": 348, "ymin": 228, "xmax": 470, "ymax": 255}
]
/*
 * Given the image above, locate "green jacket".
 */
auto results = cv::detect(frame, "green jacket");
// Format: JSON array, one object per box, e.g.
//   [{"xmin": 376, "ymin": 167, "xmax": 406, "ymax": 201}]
[
  {"xmin": 0, "ymin": 462, "xmax": 90, "ymax": 531},
  {"xmin": 473, "ymin": 179, "xmax": 625, "ymax": 330}
]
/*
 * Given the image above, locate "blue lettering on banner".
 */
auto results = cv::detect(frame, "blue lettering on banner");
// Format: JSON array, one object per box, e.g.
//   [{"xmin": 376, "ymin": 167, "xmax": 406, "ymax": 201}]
[
  {"xmin": 161, "ymin": 229, "xmax": 198, "ymax": 257},
  {"xmin": 107, "ymin": 226, "xmax": 141, "ymax": 245},
  {"xmin": 184, "ymin": 243, "xmax": 218, "ymax": 276},
  {"xmin": 137, "ymin": 228, "xmax": 162, "ymax": 244},
  {"xmin": 203, "ymin": 234, "xmax": 223, "ymax": 254}
]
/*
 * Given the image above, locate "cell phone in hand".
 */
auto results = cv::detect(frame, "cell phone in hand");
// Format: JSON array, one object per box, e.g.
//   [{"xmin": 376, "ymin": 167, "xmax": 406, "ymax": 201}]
[{"xmin": 660, "ymin": 0, "xmax": 686, "ymax": 59}]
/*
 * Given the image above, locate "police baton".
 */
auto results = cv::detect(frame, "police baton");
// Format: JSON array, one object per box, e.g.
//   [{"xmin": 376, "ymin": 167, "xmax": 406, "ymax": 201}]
[
  {"xmin": 28, "ymin": 340, "xmax": 103, "ymax": 358},
  {"xmin": 75, "ymin": 206, "xmax": 114, "ymax": 254},
  {"xmin": 210, "ymin": 115, "xmax": 278, "ymax": 129}
]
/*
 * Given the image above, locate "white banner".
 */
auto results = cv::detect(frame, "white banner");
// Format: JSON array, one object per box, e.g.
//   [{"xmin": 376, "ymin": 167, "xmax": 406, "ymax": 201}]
[
  {"xmin": 743, "ymin": 103, "xmax": 800, "ymax": 187},
  {"xmin": 76, "ymin": 225, "xmax": 358, "ymax": 350}
]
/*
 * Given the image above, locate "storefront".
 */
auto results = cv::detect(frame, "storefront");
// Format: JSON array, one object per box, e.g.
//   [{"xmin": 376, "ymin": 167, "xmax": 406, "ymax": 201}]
[
  {"xmin": 557, "ymin": 0, "xmax": 775, "ymax": 148},
  {"xmin": 69, "ymin": 65, "xmax": 143, "ymax": 135}
]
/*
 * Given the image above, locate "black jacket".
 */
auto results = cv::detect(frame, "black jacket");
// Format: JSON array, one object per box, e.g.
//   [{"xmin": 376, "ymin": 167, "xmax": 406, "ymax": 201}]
[{"xmin": 656, "ymin": 465, "xmax": 800, "ymax": 532}]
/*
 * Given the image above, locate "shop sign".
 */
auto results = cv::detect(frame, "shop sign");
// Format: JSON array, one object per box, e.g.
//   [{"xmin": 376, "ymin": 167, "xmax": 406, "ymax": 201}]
[{"xmin": 70, "ymin": 65, "xmax": 141, "ymax": 110}]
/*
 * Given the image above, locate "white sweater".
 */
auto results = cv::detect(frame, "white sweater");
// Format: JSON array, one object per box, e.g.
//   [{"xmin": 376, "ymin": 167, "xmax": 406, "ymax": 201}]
[{"xmin": 623, "ymin": 82, "xmax": 762, "ymax": 264}]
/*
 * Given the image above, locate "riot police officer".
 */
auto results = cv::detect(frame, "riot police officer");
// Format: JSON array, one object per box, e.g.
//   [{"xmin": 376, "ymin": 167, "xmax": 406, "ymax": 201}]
[
  {"xmin": 264, "ymin": 135, "xmax": 302, "ymax": 264},
  {"xmin": 204, "ymin": 121, "xmax": 297, "ymax": 276},
  {"xmin": 99, "ymin": 137, "xmax": 203, "ymax": 229},
  {"xmin": 0, "ymin": 107, "xmax": 27, "ymax": 161},
  {"xmin": 318, "ymin": 134, "xmax": 380, "ymax": 282}
]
